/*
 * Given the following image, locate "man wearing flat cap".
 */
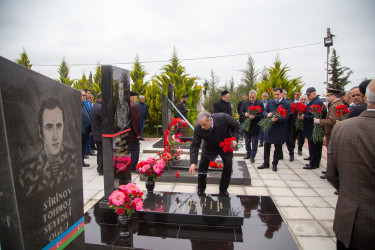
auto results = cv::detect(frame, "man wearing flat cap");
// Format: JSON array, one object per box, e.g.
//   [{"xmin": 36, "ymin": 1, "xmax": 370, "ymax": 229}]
[
  {"xmin": 214, "ymin": 90, "xmax": 232, "ymax": 116},
  {"xmin": 130, "ymin": 91, "xmax": 142, "ymax": 171},
  {"xmin": 300, "ymin": 87, "xmax": 327, "ymax": 170}
]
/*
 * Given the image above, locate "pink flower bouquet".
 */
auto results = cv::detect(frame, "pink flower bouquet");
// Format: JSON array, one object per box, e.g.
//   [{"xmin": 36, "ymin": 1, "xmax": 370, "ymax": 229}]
[
  {"xmin": 108, "ymin": 183, "xmax": 144, "ymax": 216},
  {"xmin": 136, "ymin": 157, "xmax": 166, "ymax": 180}
]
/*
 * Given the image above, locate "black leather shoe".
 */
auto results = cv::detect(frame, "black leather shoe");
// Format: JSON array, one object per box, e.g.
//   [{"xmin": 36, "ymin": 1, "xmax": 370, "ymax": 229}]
[
  {"xmin": 219, "ymin": 190, "xmax": 229, "ymax": 197},
  {"xmin": 257, "ymin": 163, "xmax": 269, "ymax": 169},
  {"xmin": 322, "ymin": 171, "xmax": 326, "ymax": 174},
  {"xmin": 197, "ymin": 191, "xmax": 206, "ymax": 196},
  {"xmin": 289, "ymin": 155, "xmax": 294, "ymax": 162},
  {"xmin": 303, "ymin": 165, "xmax": 317, "ymax": 169},
  {"xmin": 98, "ymin": 172, "xmax": 103, "ymax": 176},
  {"xmin": 298, "ymin": 150, "xmax": 302, "ymax": 156},
  {"xmin": 139, "ymin": 138, "xmax": 145, "ymax": 141},
  {"xmin": 320, "ymin": 175, "xmax": 327, "ymax": 179},
  {"xmin": 259, "ymin": 143, "xmax": 263, "ymax": 147},
  {"xmin": 272, "ymin": 165, "xmax": 277, "ymax": 172},
  {"xmin": 243, "ymin": 156, "xmax": 251, "ymax": 159},
  {"xmin": 334, "ymin": 191, "xmax": 339, "ymax": 195},
  {"xmin": 83, "ymin": 163, "xmax": 90, "ymax": 167},
  {"xmin": 304, "ymin": 157, "xmax": 310, "ymax": 160},
  {"xmin": 84, "ymin": 155, "xmax": 89, "ymax": 159},
  {"xmin": 250, "ymin": 158, "xmax": 255, "ymax": 163}
]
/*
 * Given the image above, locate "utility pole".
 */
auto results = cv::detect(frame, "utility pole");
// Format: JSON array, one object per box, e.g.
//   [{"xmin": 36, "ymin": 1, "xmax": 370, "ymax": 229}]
[{"xmin": 324, "ymin": 28, "xmax": 334, "ymax": 89}]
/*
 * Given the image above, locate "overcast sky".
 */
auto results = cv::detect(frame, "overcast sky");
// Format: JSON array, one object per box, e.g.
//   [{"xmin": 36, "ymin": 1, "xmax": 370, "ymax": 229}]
[{"xmin": 1, "ymin": 0, "xmax": 374, "ymax": 95}]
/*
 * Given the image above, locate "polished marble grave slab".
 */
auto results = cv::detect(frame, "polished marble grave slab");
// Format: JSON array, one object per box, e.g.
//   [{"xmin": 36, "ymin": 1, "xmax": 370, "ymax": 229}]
[{"xmin": 84, "ymin": 192, "xmax": 298, "ymax": 250}]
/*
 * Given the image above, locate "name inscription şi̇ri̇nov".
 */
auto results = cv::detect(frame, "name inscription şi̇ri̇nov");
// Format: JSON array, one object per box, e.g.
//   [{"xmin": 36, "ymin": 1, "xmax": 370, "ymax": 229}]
[{"xmin": 42, "ymin": 187, "xmax": 73, "ymax": 242}]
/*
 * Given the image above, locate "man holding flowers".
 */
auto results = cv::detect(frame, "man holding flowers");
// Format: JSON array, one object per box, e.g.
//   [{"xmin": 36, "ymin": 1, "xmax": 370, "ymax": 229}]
[
  {"xmin": 189, "ymin": 111, "xmax": 239, "ymax": 197},
  {"xmin": 258, "ymin": 87, "xmax": 291, "ymax": 172},
  {"xmin": 300, "ymin": 87, "xmax": 327, "ymax": 170},
  {"xmin": 240, "ymin": 90, "xmax": 264, "ymax": 163}
]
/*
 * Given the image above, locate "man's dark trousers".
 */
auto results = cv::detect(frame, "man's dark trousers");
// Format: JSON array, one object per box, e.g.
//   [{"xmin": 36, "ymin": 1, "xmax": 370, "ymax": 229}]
[
  {"xmin": 245, "ymin": 133, "xmax": 259, "ymax": 158},
  {"xmin": 198, "ymin": 155, "xmax": 232, "ymax": 192},
  {"xmin": 130, "ymin": 141, "xmax": 140, "ymax": 171},
  {"xmin": 96, "ymin": 141, "xmax": 103, "ymax": 174},
  {"xmin": 82, "ymin": 133, "xmax": 90, "ymax": 164},
  {"xmin": 308, "ymin": 138, "xmax": 323, "ymax": 167},
  {"xmin": 264, "ymin": 142, "xmax": 282, "ymax": 166}
]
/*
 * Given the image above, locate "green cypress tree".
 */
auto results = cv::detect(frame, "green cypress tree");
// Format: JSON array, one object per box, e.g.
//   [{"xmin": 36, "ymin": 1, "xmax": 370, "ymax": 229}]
[
  {"xmin": 144, "ymin": 78, "xmax": 162, "ymax": 134},
  {"xmin": 15, "ymin": 48, "xmax": 32, "ymax": 68},
  {"xmin": 130, "ymin": 54, "xmax": 148, "ymax": 96},
  {"xmin": 203, "ymin": 70, "xmax": 222, "ymax": 113},
  {"xmin": 328, "ymin": 49, "xmax": 353, "ymax": 91},
  {"xmin": 57, "ymin": 57, "xmax": 74, "ymax": 86}
]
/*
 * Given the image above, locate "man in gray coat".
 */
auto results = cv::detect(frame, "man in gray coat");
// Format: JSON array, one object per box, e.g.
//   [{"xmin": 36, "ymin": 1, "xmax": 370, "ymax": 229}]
[{"xmin": 327, "ymin": 79, "xmax": 375, "ymax": 249}]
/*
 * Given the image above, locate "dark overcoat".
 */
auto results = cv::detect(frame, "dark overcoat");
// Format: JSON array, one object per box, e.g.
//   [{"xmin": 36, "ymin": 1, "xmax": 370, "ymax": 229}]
[
  {"xmin": 327, "ymin": 111, "xmax": 375, "ymax": 249},
  {"xmin": 90, "ymin": 100, "xmax": 102, "ymax": 142},
  {"xmin": 240, "ymin": 99, "xmax": 264, "ymax": 135},
  {"xmin": 190, "ymin": 113, "xmax": 239, "ymax": 164},
  {"xmin": 214, "ymin": 99, "xmax": 232, "ymax": 116},
  {"xmin": 263, "ymin": 98, "xmax": 291, "ymax": 145},
  {"xmin": 301, "ymin": 96, "xmax": 327, "ymax": 139},
  {"xmin": 347, "ymin": 103, "xmax": 367, "ymax": 119},
  {"xmin": 177, "ymin": 101, "xmax": 188, "ymax": 119}
]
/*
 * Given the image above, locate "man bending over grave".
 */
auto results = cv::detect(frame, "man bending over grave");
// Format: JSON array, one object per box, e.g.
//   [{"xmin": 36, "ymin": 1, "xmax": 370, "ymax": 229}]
[
  {"xmin": 189, "ymin": 111, "xmax": 239, "ymax": 197},
  {"xmin": 19, "ymin": 97, "xmax": 78, "ymax": 196}
]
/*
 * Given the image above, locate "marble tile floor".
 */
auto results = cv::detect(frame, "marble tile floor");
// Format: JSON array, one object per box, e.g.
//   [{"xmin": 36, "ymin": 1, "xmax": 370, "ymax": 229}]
[{"xmin": 82, "ymin": 138, "xmax": 337, "ymax": 250}]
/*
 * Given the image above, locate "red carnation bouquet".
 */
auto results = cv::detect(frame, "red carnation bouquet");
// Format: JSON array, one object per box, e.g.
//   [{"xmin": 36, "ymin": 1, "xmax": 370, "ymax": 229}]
[
  {"xmin": 259, "ymin": 105, "xmax": 288, "ymax": 132},
  {"xmin": 243, "ymin": 105, "xmax": 262, "ymax": 132},
  {"xmin": 168, "ymin": 118, "xmax": 188, "ymax": 132},
  {"xmin": 295, "ymin": 102, "xmax": 307, "ymax": 131},
  {"xmin": 336, "ymin": 104, "xmax": 350, "ymax": 121},
  {"xmin": 219, "ymin": 137, "xmax": 236, "ymax": 153},
  {"xmin": 309, "ymin": 104, "xmax": 325, "ymax": 143}
]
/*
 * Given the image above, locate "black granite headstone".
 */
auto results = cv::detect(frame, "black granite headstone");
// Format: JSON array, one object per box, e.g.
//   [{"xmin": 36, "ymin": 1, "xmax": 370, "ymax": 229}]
[
  {"xmin": 0, "ymin": 56, "xmax": 84, "ymax": 249},
  {"xmin": 101, "ymin": 65, "xmax": 131, "ymax": 197}
]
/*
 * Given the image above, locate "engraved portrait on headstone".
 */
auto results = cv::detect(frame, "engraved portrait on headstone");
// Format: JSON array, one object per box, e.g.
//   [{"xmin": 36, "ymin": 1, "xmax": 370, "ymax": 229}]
[{"xmin": 115, "ymin": 81, "xmax": 129, "ymax": 131}]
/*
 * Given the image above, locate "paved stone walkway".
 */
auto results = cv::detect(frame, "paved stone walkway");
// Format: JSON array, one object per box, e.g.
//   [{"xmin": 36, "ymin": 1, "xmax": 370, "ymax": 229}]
[{"xmin": 82, "ymin": 138, "xmax": 337, "ymax": 250}]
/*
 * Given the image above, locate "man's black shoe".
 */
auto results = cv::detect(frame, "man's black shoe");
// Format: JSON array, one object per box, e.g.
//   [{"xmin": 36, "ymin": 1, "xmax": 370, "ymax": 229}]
[
  {"xmin": 298, "ymin": 150, "xmax": 302, "ymax": 156},
  {"xmin": 243, "ymin": 156, "xmax": 251, "ymax": 159},
  {"xmin": 334, "ymin": 191, "xmax": 339, "ymax": 195},
  {"xmin": 197, "ymin": 191, "xmax": 206, "ymax": 196},
  {"xmin": 272, "ymin": 165, "xmax": 277, "ymax": 172},
  {"xmin": 322, "ymin": 171, "xmax": 326, "ymax": 174},
  {"xmin": 139, "ymin": 138, "xmax": 145, "ymax": 141},
  {"xmin": 83, "ymin": 163, "xmax": 90, "ymax": 167},
  {"xmin": 303, "ymin": 165, "xmax": 317, "ymax": 169},
  {"xmin": 88, "ymin": 151, "xmax": 96, "ymax": 156},
  {"xmin": 257, "ymin": 163, "xmax": 270, "ymax": 169},
  {"xmin": 98, "ymin": 172, "xmax": 103, "ymax": 176},
  {"xmin": 84, "ymin": 155, "xmax": 89, "ymax": 159},
  {"xmin": 279, "ymin": 155, "xmax": 284, "ymax": 160},
  {"xmin": 303, "ymin": 157, "xmax": 310, "ymax": 160},
  {"xmin": 259, "ymin": 143, "xmax": 263, "ymax": 147},
  {"xmin": 219, "ymin": 190, "xmax": 229, "ymax": 197},
  {"xmin": 250, "ymin": 158, "xmax": 255, "ymax": 163},
  {"xmin": 320, "ymin": 175, "xmax": 327, "ymax": 179},
  {"xmin": 289, "ymin": 155, "xmax": 294, "ymax": 162}
]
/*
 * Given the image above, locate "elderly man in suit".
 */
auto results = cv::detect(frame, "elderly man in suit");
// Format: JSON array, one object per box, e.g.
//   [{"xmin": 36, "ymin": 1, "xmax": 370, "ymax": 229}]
[
  {"xmin": 347, "ymin": 80, "xmax": 371, "ymax": 118},
  {"xmin": 326, "ymin": 79, "xmax": 375, "ymax": 250},
  {"xmin": 189, "ymin": 111, "xmax": 239, "ymax": 197},
  {"xmin": 240, "ymin": 90, "xmax": 264, "ymax": 163},
  {"xmin": 258, "ymin": 87, "xmax": 291, "ymax": 172},
  {"xmin": 214, "ymin": 90, "xmax": 232, "ymax": 116}
]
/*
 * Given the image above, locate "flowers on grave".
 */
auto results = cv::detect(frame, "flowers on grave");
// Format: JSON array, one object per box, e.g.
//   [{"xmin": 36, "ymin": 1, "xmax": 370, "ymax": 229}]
[
  {"xmin": 158, "ymin": 130, "xmax": 184, "ymax": 166},
  {"xmin": 219, "ymin": 137, "xmax": 236, "ymax": 153},
  {"xmin": 242, "ymin": 105, "xmax": 263, "ymax": 133},
  {"xmin": 259, "ymin": 105, "xmax": 288, "ymax": 132},
  {"xmin": 175, "ymin": 161, "xmax": 223, "ymax": 178},
  {"xmin": 168, "ymin": 118, "xmax": 188, "ymax": 132},
  {"xmin": 309, "ymin": 104, "xmax": 325, "ymax": 143},
  {"xmin": 295, "ymin": 102, "xmax": 307, "ymax": 131},
  {"xmin": 108, "ymin": 183, "xmax": 144, "ymax": 216},
  {"xmin": 136, "ymin": 157, "xmax": 166, "ymax": 180},
  {"xmin": 113, "ymin": 156, "xmax": 131, "ymax": 175},
  {"xmin": 209, "ymin": 161, "xmax": 223, "ymax": 168},
  {"xmin": 336, "ymin": 104, "xmax": 350, "ymax": 121}
]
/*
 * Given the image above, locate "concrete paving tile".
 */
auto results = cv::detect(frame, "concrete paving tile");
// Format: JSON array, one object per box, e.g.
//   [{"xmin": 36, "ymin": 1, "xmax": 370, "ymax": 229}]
[
  {"xmin": 288, "ymin": 220, "xmax": 328, "ymax": 236},
  {"xmin": 250, "ymin": 178, "xmax": 264, "ymax": 187},
  {"xmin": 84, "ymin": 189, "xmax": 101, "ymax": 201},
  {"xmin": 314, "ymin": 188, "xmax": 336, "ymax": 197},
  {"xmin": 293, "ymin": 168, "xmax": 315, "ymax": 174},
  {"xmin": 259, "ymin": 173, "xmax": 280, "ymax": 180},
  {"xmin": 307, "ymin": 207, "xmax": 335, "ymax": 220},
  {"xmin": 268, "ymin": 187, "xmax": 295, "ymax": 197},
  {"xmin": 84, "ymin": 199, "xmax": 100, "ymax": 213},
  {"xmin": 298, "ymin": 174, "xmax": 322, "ymax": 181},
  {"xmin": 93, "ymin": 190, "xmax": 105, "ymax": 200},
  {"xmin": 227, "ymin": 185, "xmax": 246, "ymax": 195},
  {"xmin": 278, "ymin": 207, "xmax": 314, "ymax": 220},
  {"xmin": 263, "ymin": 179, "xmax": 287, "ymax": 187},
  {"xmin": 322, "ymin": 196, "xmax": 338, "ymax": 208},
  {"xmin": 305, "ymin": 180, "xmax": 333, "ymax": 188},
  {"xmin": 298, "ymin": 196, "xmax": 331, "ymax": 208},
  {"xmin": 84, "ymin": 177, "xmax": 104, "ymax": 190},
  {"xmin": 292, "ymin": 188, "xmax": 319, "ymax": 197},
  {"xmin": 276, "ymin": 169, "xmax": 294, "ymax": 174},
  {"xmin": 244, "ymin": 187, "xmax": 269, "ymax": 196},
  {"xmin": 278, "ymin": 173, "xmax": 301, "ymax": 181},
  {"xmin": 320, "ymin": 220, "xmax": 335, "ymax": 237},
  {"xmin": 173, "ymin": 183, "xmax": 198, "ymax": 193},
  {"xmin": 154, "ymin": 183, "xmax": 175, "ymax": 192},
  {"xmin": 296, "ymin": 236, "xmax": 336, "ymax": 250},
  {"xmin": 205, "ymin": 184, "xmax": 220, "ymax": 195},
  {"xmin": 285, "ymin": 180, "xmax": 309, "ymax": 188},
  {"xmin": 273, "ymin": 196, "xmax": 303, "ymax": 207}
]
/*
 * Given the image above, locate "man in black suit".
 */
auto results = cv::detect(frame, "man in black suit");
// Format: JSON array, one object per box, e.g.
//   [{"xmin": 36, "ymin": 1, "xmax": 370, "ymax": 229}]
[
  {"xmin": 90, "ymin": 93, "xmax": 103, "ymax": 175},
  {"xmin": 214, "ymin": 90, "xmax": 232, "ymax": 116},
  {"xmin": 177, "ymin": 94, "xmax": 190, "ymax": 119},
  {"xmin": 237, "ymin": 93, "xmax": 248, "ymax": 140},
  {"xmin": 258, "ymin": 87, "xmax": 291, "ymax": 172},
  {"xmin": 240, "ymin": 90, "xmax": 264, "ymax": 163},
  {"xmin": 347, "ymin": 80, "xmax": 371, "ymax": 118},
  {"xmin": 189, "ymin": 111, "xmax": 239, "ymax": 196}
]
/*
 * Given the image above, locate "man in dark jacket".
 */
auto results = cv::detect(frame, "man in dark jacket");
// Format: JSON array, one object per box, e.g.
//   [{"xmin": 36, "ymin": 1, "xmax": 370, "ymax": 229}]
[
  {"xmin": 136, "ymin": 95, "xmax": 149, "ymax": 140},
  {"xmin": 258, "ymin": 87, "xmax": 291, "ymax": 172},
  {"xmin": 189, "ymin": 111, "xmax": 239, "ymax": 197},
  {"xmin": 214, "ymin": 90, "xmax": 232, "ymax": 116},
  {"xmin": 281, "ymin": 89, "xmax": 294, "ymax": 162},
  {"xmin": 347, "ymin": 80, "xmax": 371, "ymax": 118},
  {"xmin": 90, "ymin": 93, "xmax": 103, "ymax": 175},
  {"xmin": 300, "ymin": 87, "xmax": 327, "ymax": 169},
  {"xmin": 237, "ymin": 93, "xmax": 248, "ymax": 140},
  {"xmin": 240, "ymin": 90, "xmax": 264, "ymax": 163},
  {"xmin": 80, "ymin": 89, "xmax": 91, "ymax": 167},
  {"xmin": 177, "ymin": 94, "xmax": 190, "ymax": 119},
  {"xmin": 130, "ymin": 91, "xmax": 142, "ymax": 171}
]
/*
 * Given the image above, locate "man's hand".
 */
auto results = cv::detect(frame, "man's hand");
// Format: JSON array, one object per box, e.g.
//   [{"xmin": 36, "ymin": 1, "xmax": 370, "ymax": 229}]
[
  {"xmin": 245, "ymin": 113, "xmax": 250, "ymax": 117},
  {"xmin": 232, "ymin": 140, "xmax": 237, "ymax": 148},
  {"xmin": 313, "ymin": 118, "xmax": 320, "ymax": 124},
  {"xmin": 271, "ymin": 117, "xmax": 278, "ymax": 122},
  {"xmin": 189, "ymin": 164, "xmax": 196, "ymax": 174},
  {"xmin": 249, "ymin": 114, "xmax": 255, "ymax": 119},
  {"xmin": 188, "ymin": 109, "xmax": 191, "ymax": 112},
  {"xmin": 298, "ymin": 114, "xmax": 304, "ymax": 120},
  {"xmin": 267, "ymin": 113, "xmax": 273, "ymax": 118}
]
